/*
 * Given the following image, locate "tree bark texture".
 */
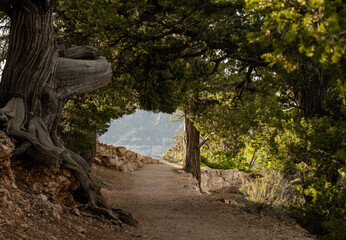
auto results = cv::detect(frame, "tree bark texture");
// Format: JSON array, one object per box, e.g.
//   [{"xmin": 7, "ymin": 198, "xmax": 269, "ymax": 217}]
[
  {"xmin": 0, "ymin": 0, "xmax": 57, "ymax": 116},
  {"xmin": 294, "ymin": 71, "xmax": 328, "ymax": 118},
  {"xmin": 0, "ymin": 0, "xmax": 137, "ymax": 227},
  {"xmin": 183, "ymin": 111, "xmax": 201, "ymax": 183}
]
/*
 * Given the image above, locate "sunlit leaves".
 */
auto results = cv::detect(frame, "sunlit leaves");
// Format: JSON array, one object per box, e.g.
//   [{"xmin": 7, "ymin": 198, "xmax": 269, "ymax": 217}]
[{"xmin": 245, "ymin": 0, "xmax": 345, "ymax": 69}]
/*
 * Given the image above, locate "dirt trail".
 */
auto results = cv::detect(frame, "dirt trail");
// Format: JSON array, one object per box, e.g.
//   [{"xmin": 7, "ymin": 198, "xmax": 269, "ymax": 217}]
[{"xmin": 99, "ymin": 163, "xmax": 314, "ymax": 240}]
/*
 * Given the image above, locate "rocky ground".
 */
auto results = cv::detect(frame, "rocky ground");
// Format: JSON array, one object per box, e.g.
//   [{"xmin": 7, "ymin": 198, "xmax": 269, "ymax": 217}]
[{"xmin": 1, "ymin": 162, "xmax": 315, "ymax": 240}]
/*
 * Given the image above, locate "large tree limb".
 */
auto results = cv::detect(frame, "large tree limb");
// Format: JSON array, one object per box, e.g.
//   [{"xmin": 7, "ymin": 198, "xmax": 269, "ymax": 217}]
[
  {"xmin": 59, "ymin": 45, "xmax": 100, "ymax": 59},
  {"xmin": 55, "ymin": 57, "xmax": 112, "ymax": 99},
  {"xmin": 42, "ymin": 45, "xmax": 112, "ymax": 146}
]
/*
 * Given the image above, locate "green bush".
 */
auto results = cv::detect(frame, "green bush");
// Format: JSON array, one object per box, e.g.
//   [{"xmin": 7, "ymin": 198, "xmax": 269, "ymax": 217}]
[
  {"xmin": 270, "ymin": 117, "xmax": 346, "ymax": 238},
  {"xmin": 200, "ymin": 150, "xmax": 236, "ymax": 169},
  {"xmin": 199, "ymin": 136, "xmax": 277, "ymax": 173}
]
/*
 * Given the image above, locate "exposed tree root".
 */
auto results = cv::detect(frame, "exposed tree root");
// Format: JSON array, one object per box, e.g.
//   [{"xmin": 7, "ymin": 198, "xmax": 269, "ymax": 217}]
[{"xmin": 0, "ymin": 98, "xmax": 138, "ymax": 228}]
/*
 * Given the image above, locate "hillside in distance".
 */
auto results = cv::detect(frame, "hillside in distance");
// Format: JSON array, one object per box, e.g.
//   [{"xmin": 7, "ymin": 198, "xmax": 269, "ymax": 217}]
[{"xmin": 99, "ymin": 110, "xmax": 183, "ymax": 158}]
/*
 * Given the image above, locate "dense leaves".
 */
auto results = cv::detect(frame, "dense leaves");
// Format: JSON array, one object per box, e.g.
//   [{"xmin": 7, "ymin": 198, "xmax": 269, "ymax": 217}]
[{"xmin": 58, "ymin": 87, "xmax": 135, "ymax": 162}]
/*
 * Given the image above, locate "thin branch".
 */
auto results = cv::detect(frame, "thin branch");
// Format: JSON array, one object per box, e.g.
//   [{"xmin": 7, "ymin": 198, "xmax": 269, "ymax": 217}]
[
  {"xmin": 208, "ymin": 55, "xmax": 228, "ymax": 76},
  {"xmin": 197, "ymin": 137, "xmax": 208, "ymax": 149},
  {"xmin": 232, "ymin": 66, "xmax": 253, "ymax": 108}
]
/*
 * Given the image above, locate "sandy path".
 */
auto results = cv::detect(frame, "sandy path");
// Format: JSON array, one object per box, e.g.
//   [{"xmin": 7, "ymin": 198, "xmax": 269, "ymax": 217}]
[{"xmin": 100, "ymin": 163, "xmax": 313, "ymax": 240}]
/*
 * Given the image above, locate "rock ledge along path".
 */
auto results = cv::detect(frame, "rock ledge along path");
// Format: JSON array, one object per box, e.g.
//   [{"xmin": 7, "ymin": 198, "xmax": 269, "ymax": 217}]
[{"xmin": 97, "ymin": 163, "xmax": 314, "ymax": 240}]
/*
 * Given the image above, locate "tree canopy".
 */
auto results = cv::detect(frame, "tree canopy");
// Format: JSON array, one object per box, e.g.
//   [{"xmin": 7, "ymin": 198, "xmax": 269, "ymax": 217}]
[{"xmin": 0, "ymin": 0, "xmax": 345, "ymax": 237}]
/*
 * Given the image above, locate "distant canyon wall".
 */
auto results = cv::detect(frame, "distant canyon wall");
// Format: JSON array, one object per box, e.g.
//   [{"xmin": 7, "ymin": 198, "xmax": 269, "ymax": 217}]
[
  {"xmin": 120, "ymin": 144, "xmax": 170, "ymax": 158},
  {"xmin": 99, "ymin": 110, "xmax": 184, "ymax": 157}
]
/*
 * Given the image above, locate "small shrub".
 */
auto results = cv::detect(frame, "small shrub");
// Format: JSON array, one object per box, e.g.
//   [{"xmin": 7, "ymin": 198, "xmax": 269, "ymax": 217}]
[{"xmin": 240, "ymin": 170, "xmax": 295, "ymax": 215}]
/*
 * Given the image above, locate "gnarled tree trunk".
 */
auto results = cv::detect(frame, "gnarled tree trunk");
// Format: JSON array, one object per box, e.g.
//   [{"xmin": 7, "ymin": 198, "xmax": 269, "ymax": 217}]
[
  {"xmin": 183, "ymin": 111, "xmax": 201, "ymax": 185},
  {"xmin": 0, "ymin": 0, "xmax": 137, "ymax": 227}
]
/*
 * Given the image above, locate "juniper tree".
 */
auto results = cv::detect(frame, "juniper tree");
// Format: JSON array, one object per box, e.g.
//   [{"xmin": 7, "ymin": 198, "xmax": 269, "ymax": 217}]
[{"xmin": 0, "ymin": 0, "xmax": 137, "ymax": 226}]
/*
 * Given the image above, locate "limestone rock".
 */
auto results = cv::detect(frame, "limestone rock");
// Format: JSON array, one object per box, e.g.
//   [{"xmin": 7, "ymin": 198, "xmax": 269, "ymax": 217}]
[
  {"xmin": 95, "ymin": 140, "xmax": 161, "ymax": 173},
  {"xmin": 0, "ymin": 131, "xmax": 16, "ymax": 187},
  {"xmin": 25, "ymin": 164, "xmax": 78, "ymax": 205},
  {"xmin": 94, "ymin": 157, "xmax": 102, "ymax": 165},
  {"xmin": 151, "ymin": 158, "xmax": 161, "ymax": 164},
  {"xmin": 38, "ymin": 193, "xmax": 48, "ymax": 202},
  {"xmin": 0, "ymin": 187, "xmax": 10, "ymax": 209},
  {"xmin": 200, "ymin": 166, "xmax": 250, "ymax": 192},
  {"xmin": 0, "ymin": 131, "xmax": 14, "ymax": 158},
  {"xmin": 115, "ymin": 147, "xmax": 126, "ymax": 157}
]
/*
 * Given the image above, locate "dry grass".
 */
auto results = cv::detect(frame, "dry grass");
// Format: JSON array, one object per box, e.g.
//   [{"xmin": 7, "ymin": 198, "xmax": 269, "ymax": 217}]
[{"xmin": 240, "ymin": 170, "xmax": 294, "ymax": 215}]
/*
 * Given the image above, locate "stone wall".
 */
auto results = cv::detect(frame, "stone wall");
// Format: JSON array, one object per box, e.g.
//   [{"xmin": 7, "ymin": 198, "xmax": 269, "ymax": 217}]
[
  {"xmin": 200, "ymin": 166, "xmax": 253, "ymax": 193},
  {"xmin": 95, "ymin": 141, "xmax": 161, "ymax": 173}
]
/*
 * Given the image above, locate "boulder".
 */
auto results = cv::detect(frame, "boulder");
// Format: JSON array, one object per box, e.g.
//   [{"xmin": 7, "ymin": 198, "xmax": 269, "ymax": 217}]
[
  {"xmin": 115, "ymin": 147, "xmax": 127, "ymax": 157},
  {"xmin": 98, "ymin": 144, "xmax": 107, "ymax": 153},
  {"xmin": 136, "ymin": 153, "xmax": 145, "ymax": 161},
  {"xmin": 126, "ymin": 162, "xmax": 136, "ymax": 172},
  {"xmin": 142, "ymin": 156, "xmax": 152, "ymax": 164},
  {"xmin": 125, "ymin": 150, "xmax": 137, "ymax": 160},
  {"xmin": 94, "ymin": 157, "xmax": 102, "ymax": 165},
  {"xmin": 109, "ymin": 156, "xmax": 119, "ymax": 167},
  {"xmin": 135, "ymin": 160, "xmax": 143, "ymax": 168}
]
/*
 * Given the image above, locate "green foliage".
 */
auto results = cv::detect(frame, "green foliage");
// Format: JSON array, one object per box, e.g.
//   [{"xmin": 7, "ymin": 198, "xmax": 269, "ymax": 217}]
[
  {"xmin": 198, "ymin": 115, "xmax": 346, "ymax": 237},
  {"xmin": 245, "ymin": 0, "xmax": 345, "ymax": 119},
  {"xmin": 274, "ymin": 117, "xmax": 345, "ymax": 176},
  {"xmin": 270, "ymin": 117, "xmax": 346, "ymax": 237},
  {"xmin": 180, "ymin": 1, "xmax": 346, "ymax": 237},
  {"xmin": 337, "ymin": 79, "xmax": 346, "ymax": 117},
  {"xmin": 245, "ymin": 0, "xmax": 346, "ymax": 69},
  {"xmin": 198, "ymin": 134, "xmax": 278, "ymax": 173},
  {"xmin": 55, "ymin": 0, "xmax": 261, "ymax": 162},
  {"xmin": 200, "ymin": 150, "xmax": 237, "ymax": 170},
  {"xmin": 289, "ymin": 176, "xmax": 346, "ymax": 239},
  {"xmin": 162, "ymin": 133, "xmax": 184, "ymax": 163},
  {"xmin": 56, "ymin": 0, "xmax": 248, "ymax": 113},
  {"xmin": 58, "ymin": 88, "xmax": 135, "ymax": 161}
]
